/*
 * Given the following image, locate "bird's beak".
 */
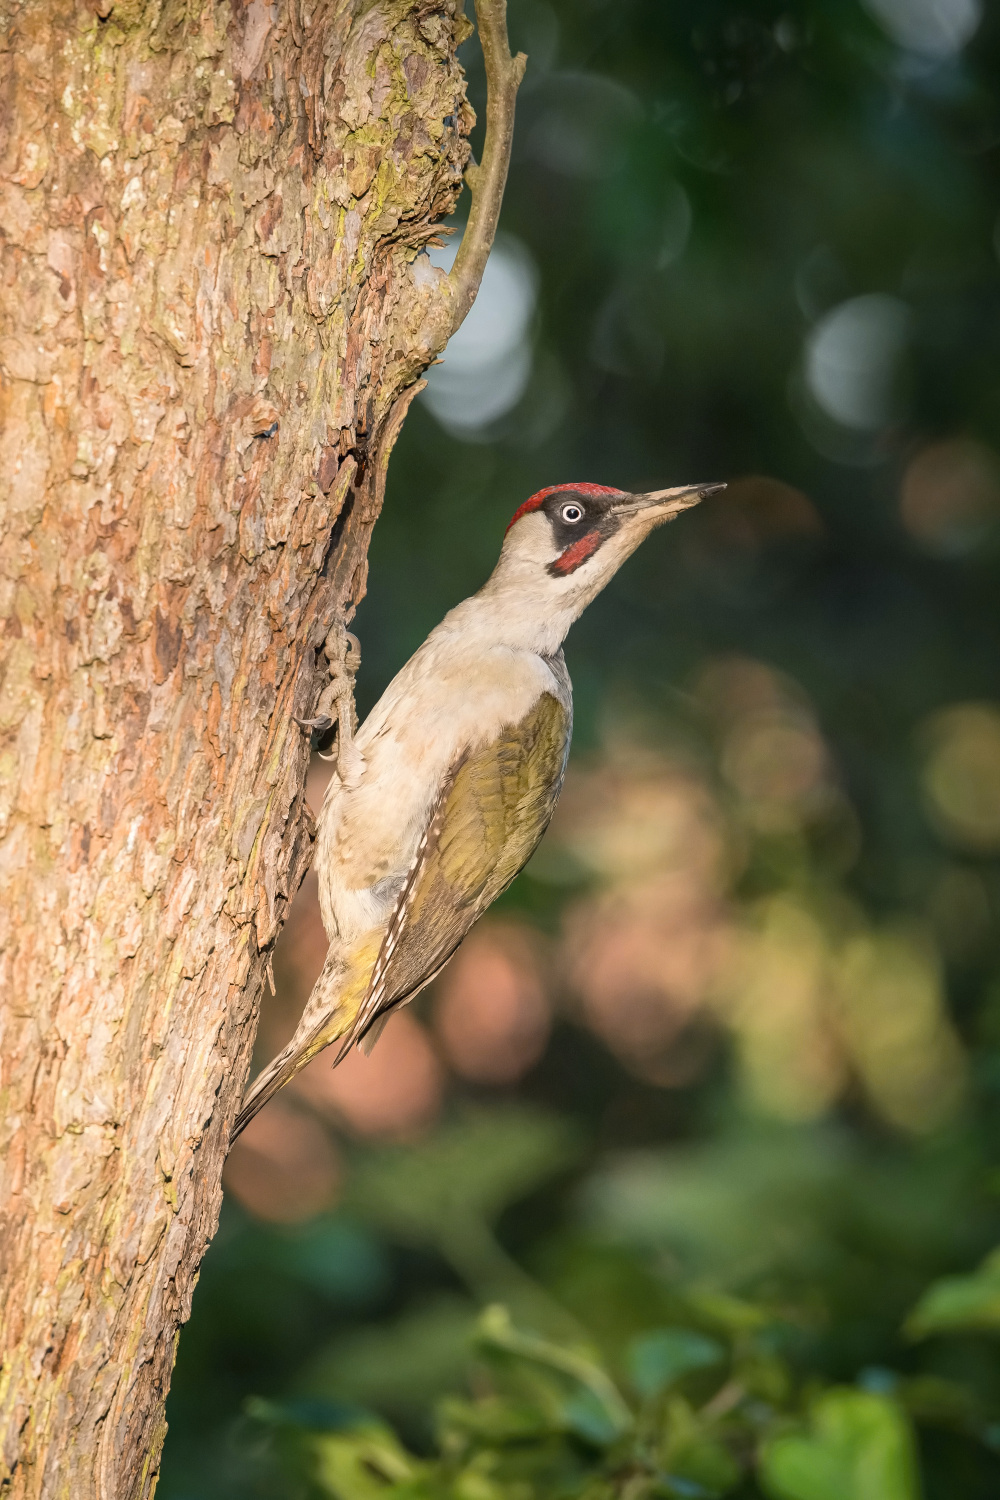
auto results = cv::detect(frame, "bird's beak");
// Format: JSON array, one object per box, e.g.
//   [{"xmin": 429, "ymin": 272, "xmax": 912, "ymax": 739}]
[{"xmin": 614, "ymin": 481, "xmax": 726, "ymax": 521}]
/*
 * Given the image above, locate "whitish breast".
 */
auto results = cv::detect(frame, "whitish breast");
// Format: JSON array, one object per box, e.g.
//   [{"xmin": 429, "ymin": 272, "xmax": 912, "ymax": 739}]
[{"xmin": 314, "ymin": 641, "xmax": 563, "ymax": 943}]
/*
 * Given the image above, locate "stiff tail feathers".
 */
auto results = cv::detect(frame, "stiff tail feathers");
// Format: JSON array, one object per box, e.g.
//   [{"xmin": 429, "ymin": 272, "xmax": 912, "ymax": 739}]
[
  {"xmin": 230, "ymin": 1034, "xmax": 320, "ymax": 1141},
  {"xmin": 229, "ymin": 932, "xmax": 381, "ymax": 1143}
]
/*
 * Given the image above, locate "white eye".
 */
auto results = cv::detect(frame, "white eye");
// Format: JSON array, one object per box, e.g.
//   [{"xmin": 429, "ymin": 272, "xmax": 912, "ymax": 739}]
[{"xmin": 561, "ymin": 503, "xmax": 583, "ymax": 524}]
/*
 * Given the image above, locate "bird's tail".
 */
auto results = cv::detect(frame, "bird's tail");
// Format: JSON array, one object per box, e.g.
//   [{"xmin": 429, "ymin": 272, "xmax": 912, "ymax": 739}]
[{"xmin": 231, "ymin": 932, "xmax": 381, "ymax": 1142}]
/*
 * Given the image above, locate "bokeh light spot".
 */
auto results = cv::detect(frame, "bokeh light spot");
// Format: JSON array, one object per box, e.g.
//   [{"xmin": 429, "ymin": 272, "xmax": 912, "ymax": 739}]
[
  {"xmin": 704, "ymin": 475, "xmax": 826, "ymax": 552},
  {"xmin": 293, "ymin": 1011, "xmax": 444, "ymax": 1140},
  {"xmin": 863, "ymin": 0, "xmax": 981, "ymax": 58},
  {"xmin": 805, "ymin": 294, "xmax": 911, "ymax": 431},
  {"xmin": 421, "ymin": 235, "xmax": 538, "ymax": 435},
  {"xmin": 836, "ymin": 929, "xmax": 966, "ymax": 1133},
  {"xmin": 920, "ymin": 702, "xmax": 1000, "ymax": 852},
  {"xmin": 549, "ymin": 759, "xmax": 729, "ymax": 888},
  {"xmin": 693, "ymin": 655, "xmax": 810, "ymax": 730},
  {"xmin": 433, "ymin": 922, "xmax": 550, "ymax": 1085},
  {"xmin": 714, "ymin": 898, "xmax": 846, "ymax": 1123},
  {"xmin": 223, "ymin": 1100, "xmax": 342, "ymax": 1223},
  {"xmin": 900, "ymin": 439, "xmax": 1000, "ymax": 555},
  {"xmin": 721, "ymin": 713, "xmax": 829, "ymax": 826},
  {"xmin": 565, "ymin": 874, "xmax": 728, "ymax": 1087}
]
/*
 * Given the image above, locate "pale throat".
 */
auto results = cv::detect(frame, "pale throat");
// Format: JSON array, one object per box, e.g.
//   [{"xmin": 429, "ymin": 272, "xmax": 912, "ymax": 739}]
[{"xmin": 469, "ymin": 535, "xmax": 639, "ymax": 654}]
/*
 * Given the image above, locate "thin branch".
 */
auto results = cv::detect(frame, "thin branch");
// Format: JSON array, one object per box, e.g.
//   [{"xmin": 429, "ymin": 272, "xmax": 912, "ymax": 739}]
[{"xmin": 448, "ymin": 0, "xmax": 527, "ymax": 335}]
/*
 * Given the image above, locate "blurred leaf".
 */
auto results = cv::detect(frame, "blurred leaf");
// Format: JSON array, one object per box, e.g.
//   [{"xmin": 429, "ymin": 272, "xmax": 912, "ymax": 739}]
[
  {"xmin": 561, "ymin": 1388, "xmax": 629, "ymax": 1447},
  {"xmin": 661, "ymin": 1396, "xmax": 742, "ymax": 1497},
  {"xmin": 347, "ymin": 1109, "xmax": 579, "ymax": 1245},
  {"xmin": 681, "ymin": 1290, "xmax": 772, "ymax": 1338},
  {"xmin": 759, "ymin": 1389, "xmax": 919, "ymax": 1500},
  {"xmin": 538, "ymin": 1241, "xmax": 679, "ymax": 1349},
  {"xmin": 905, "ymin": 1248, "xmax": 1000, "ymax": 1338},
  {"xmin": 475, "ymin": 1304, "xmax": 633, "ymax": 1442},
  {"xmin": 448, "ymin": 1450, "xmax": 529, "ymax": 1500},
  {"xmin": 438, "ymin": 1393, "xmax": 558, "ymax": 1446},
  {"xmin": 627, "ymin": 1330, "xmax": 726, "ymax": 1398},
  {"xmin": 735, "ymin": 1352, "xmax": 792, "ymax": 1407},
  {"xmin": 311, "ymin": 1424, "xmax": 420, "ymax": 1498}
]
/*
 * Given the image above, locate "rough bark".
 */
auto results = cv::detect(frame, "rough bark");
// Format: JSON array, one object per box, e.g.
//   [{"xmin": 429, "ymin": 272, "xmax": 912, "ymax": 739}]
[{"xmin": 0, "ymin": 0, "xmax": 489, "ymax": 1494}]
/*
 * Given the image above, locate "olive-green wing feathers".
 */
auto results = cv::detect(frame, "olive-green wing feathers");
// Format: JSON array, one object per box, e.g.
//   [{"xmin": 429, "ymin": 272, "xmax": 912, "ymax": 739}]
[{"xmin": 337, "ymin": 691, "xmax": 571, "ymax": 1058}]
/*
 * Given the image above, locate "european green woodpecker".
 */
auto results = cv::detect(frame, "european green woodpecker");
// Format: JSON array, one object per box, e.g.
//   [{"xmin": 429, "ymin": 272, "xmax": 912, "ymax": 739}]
[{"xmin": 233, "ymin": 480, "xmax": 721, "ymax": 1138}]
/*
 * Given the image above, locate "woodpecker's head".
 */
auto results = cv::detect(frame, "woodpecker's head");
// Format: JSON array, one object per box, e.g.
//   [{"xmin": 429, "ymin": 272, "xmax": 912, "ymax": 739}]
[{"xmin": 485, "ymin": 480, "xmax": 724, "ymax": 645}]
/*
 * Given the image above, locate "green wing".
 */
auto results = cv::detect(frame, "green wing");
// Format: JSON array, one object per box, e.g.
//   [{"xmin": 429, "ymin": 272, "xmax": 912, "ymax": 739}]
[{"xmin": 338, "ymin": 691, "xmax": 571, "ymax": 1058}]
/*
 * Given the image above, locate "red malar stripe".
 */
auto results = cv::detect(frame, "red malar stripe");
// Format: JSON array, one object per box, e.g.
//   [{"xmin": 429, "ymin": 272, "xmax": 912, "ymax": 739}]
[
  {"xmin": 505, "ymin": 482, "xmax": 625, "ymax": 535},
  {"xmin": 551, "ymin": 528, "xmax": 602, "ymax": 575}
]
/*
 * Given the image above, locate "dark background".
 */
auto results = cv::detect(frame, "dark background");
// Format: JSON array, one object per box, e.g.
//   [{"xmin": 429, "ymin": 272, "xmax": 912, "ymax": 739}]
[{"xmin": 160, "ymin": 2, "xmax": 1000, "ymax": 1495}]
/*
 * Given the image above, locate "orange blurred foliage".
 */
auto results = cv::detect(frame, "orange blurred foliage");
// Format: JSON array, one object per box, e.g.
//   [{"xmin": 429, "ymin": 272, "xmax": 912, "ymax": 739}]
[
  {"xmin": 223, "ymin": 1098, "xmax": 342, "ymax": 1223},
  {"xmin": 292, "ymin": 1010, "xmax": 445, "ymax": 1140},
  {"xmin": 433, "ymin": 922, "xmax": 551, "ymax": 1084}
]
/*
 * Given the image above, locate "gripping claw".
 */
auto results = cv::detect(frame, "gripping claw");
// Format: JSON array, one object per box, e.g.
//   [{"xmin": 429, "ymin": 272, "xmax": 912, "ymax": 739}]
[{"xmin": 295, "ymin": 714, "xmax": 335, "ymax": 734}]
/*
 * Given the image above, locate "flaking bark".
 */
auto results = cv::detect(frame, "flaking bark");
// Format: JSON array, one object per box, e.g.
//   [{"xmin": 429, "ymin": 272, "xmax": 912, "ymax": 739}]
[{"xmin": 0, "ymin": 0, "xmax": 510, "ymax": 1494}]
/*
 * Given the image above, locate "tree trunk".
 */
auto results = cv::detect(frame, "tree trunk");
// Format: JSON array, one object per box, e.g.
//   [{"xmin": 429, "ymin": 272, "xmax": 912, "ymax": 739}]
[{"xmin": 0, "ymin": 0, "xmax": 507, "ymax": 1493}]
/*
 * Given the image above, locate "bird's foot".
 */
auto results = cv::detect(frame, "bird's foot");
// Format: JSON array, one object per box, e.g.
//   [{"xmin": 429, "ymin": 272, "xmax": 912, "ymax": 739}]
[
  {"xmin": 316, "ymin": 686, "xmax": 365, "ymax": 785},
  {"xmin": 339, "ymin": 630, "xmax": 362, "ymax": 676},
  {"xmin": 304, "ymin": 627, "xmax": 365, "ymax": 785}
]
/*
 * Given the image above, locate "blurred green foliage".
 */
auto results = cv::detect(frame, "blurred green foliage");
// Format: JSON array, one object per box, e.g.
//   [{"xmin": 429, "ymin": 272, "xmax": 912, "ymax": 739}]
[
  {"xmin": 160, "ymin": 1, "xmax": 1000, "ymax": 1497},
  {"xmin": 167, "ymin": 1106, "xmax": 1000, "ymax": 1497},
  {"xmin": 907, "ymin": 1249, "xmax": 1000, "ymax": 1339},
  {"xmin": 162, "ymin": 1107, "xmax": 1000, "ymax": 1498}
]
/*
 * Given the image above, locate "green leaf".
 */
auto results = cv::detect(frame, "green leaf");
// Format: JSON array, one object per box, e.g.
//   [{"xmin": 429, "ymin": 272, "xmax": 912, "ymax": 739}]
[
  {"xmin": 475, "ymin": 1304, "xmax": 633, "ymax": 1441},
  {"xmin": 311, "ymin": 1424, "xmax": 420, "ymax": 1499},
  {"xmin": 905, "ymin": 1248, "xmax": 1000, "ymax": 1338},
  {"xmin": 666, "ymin": 1437, "xmax": 742, "ymax": 1498},
  {"xmin": 661, "ymin": 1395, "xmax": 743, "ymax": 1498},
  {"xmin": 682, "ymin": 1289, "xmax": 771, "ymax": 1336},
  {"xmin": 562, "ymin": 1387, "xmax": 630, "ymax": 1446},
  {"xmin": 760, "ymin": 1389, "xmax": 919, "ymax": 1500},
  {"xmin": 437, "ymin": 1393, "xmax": 558, "ymax": 1446},
  {"xmin": 449, "ymin": 1451, "xmax": 522, "ymax": 1500},
  {"xmin": 628, "ymin": 1329, "xmax": 726, "ymax": 1398}
]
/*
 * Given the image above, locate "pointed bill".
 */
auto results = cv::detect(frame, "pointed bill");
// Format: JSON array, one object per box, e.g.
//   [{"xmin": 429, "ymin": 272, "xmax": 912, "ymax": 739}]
[{"xmin": 618, "ymin": 481, "xmax": 726, "ymax": 519}]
